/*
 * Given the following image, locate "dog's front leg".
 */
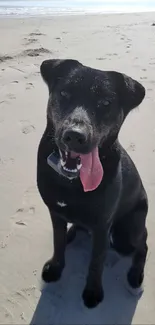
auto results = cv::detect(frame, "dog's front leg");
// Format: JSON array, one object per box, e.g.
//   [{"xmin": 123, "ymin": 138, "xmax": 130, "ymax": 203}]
[
  {"xmin": 82, "ymin": 226, "xmax": 107, "ymax": 308},
  {"xmin": 42, "ymin": 211, "xmax": 67, "ymax": 283}
]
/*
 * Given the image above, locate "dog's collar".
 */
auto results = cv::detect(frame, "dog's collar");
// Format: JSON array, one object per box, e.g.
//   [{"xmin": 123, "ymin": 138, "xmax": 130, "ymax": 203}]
[{"xmin": 47, "ymin": 152, "xmax": 75, "ymax": 180}]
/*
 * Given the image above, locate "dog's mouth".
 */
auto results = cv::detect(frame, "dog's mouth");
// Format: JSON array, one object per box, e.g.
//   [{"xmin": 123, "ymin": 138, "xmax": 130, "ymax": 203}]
[
  {"xmin": 59, "ymin": 149, "xmax": 82, "ymax": 177},
  {"xmin": 58, "ymin": 147, "xmax": 104, "ymax": 192}
]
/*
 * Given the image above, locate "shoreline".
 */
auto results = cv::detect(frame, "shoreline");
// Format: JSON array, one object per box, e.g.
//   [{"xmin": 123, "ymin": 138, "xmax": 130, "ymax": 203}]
[
  {"xmin": 0, "ymin": 4, "xmax": 155, "ymax": 19},
  {"xmin": 0, "ymin": 10, "xmax": 155, "ymax": 21},
  {"xmin": 0, "ymin": 9, "xmax": 155, "ymax": 19}
]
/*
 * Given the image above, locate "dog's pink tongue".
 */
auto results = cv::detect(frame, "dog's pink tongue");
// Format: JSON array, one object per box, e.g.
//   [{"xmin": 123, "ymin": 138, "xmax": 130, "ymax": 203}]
[{"xmin": 80, "ymin": 147, "xmax": 103, "ymax": 192}]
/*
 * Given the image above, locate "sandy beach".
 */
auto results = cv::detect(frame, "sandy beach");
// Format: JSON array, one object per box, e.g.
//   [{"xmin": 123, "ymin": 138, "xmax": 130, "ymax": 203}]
[{"xmin": 0, "ymin": 12, "xmax": 155, "ymax": 324}]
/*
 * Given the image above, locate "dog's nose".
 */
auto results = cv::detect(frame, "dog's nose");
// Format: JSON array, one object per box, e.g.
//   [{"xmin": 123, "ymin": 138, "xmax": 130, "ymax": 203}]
[{"xmin": 62, "ymin": 129, "xmax": 86, "ymax": 150}]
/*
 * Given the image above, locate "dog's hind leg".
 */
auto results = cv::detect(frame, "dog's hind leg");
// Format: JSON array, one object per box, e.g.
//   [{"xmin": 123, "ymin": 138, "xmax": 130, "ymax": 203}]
[
  {"xmin": 127, "ymin": 226, "xmax": 148, "ymax": 294},
  {"xmin": 111, "ymin": 197, "xmax": 148, "ymax": 293}
]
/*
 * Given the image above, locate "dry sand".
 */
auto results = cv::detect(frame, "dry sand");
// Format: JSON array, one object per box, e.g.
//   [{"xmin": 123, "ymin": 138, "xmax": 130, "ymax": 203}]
[{"xmin": 0, "ymin": 12, "xmax": 155, "ymax": 324}]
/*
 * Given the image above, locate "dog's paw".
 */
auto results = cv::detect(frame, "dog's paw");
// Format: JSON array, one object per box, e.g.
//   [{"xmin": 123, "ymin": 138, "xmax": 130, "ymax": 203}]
[
  {"xmin": 42, "ymin": 259, "xmax": 64, "ymax": 283},
  {"xmin": 82, "ymin": 286, "xmax": 104, "ymax": 308},
  {"xmin": 127, "ymin": 267, "xmax": 144, "ymax": 296}
]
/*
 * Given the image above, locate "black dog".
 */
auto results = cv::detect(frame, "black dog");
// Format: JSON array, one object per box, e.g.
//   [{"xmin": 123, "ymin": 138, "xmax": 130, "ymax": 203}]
[{"xmin": 37, "ymin": 59, "xmax": 148, "ymax": 309}]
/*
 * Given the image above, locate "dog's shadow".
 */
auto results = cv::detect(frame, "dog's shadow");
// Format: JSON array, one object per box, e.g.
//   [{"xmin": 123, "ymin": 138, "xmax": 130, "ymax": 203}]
[{"xmin": 31, "ymin": 232, "xmax": 141, "ymax": 325}]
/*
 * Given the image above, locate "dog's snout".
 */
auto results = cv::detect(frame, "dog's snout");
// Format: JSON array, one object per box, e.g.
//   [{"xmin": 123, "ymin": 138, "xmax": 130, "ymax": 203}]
[{"xmin": 63, "ymin": 128, "xmax": 86, "ymax": 150}]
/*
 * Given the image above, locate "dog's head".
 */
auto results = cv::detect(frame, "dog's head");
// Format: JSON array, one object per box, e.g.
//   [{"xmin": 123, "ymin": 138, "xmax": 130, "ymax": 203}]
[{"xmin": 40, "ymin": 59, "xmax": 145, "ymax": 192}]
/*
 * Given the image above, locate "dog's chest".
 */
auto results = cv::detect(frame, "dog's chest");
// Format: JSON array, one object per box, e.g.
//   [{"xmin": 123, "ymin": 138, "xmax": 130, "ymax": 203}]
[
  {"xmin": 51, "ymin": 193, "xmax": 95, "ymax": 225},
  {"xmin": 49, "ymin": 185, "xmax": 116, "ymax": 228}
]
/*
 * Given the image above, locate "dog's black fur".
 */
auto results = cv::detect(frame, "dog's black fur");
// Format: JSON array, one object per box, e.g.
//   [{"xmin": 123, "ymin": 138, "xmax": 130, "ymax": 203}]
[{"xmin": 37, "ymin": 59, "xmax": 148, "ymax": 308}]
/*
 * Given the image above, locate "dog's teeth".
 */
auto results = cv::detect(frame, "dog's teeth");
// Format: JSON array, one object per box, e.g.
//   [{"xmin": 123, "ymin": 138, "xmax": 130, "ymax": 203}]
[
  {"xmin": 65, "ymin": 151, "xmax": 68, "ymax": 157},
  {"xmin": 63, "ymin": 166, "xmax": 77, "ymax": 173}
]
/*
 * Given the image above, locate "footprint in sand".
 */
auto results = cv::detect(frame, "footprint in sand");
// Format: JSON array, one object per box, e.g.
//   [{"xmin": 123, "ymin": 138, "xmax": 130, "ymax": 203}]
[
  {"xmin": 12, "ymin": 80, "xmax": 19, "ymax": 84},
  {"xmin": 107, "ymin": 53, "xmax": 118, "ymax": 56},
  {"xmin": 55, "ymin": 37, "xmax": 62, "ymax": 41},
  {"xmin": 23, "ymin": 37, "xmax": 38, "ymax": 45},
  {"xmin": 0, "ymin": 306, "xmax": 13, "ymax": 323},
  {"xmin": 20, "ymin": 120, "xmax": 35, "ymax": 134},
  {"xmin": 16, "ymin": 206, "xmax": 35, "ymax": 215},
  {"xmin": 15, "ymin": 220, "xmax": 27, "ymax": 226},
  {"xmin": 33, "ymin": 269, "xmax": 37, "ymax": 276},
  {"xmin": 20, "ymin": 312, "xmax": 26, "ymax": 321},
  {"xmin": 29, "ymin": 31, "xmax": 45, "ymax": 36},
  {"xmin": 17, "ymin": 185, "xmax": 37, "ymax": 205},
  {"xmin": 0, "ymin": 231, "xmax": 13, "ymax": 249},
  {"xmin": 13, "ymin": 186, "xmax": 37, "ymax": 227},
  {"xmin": 16, "ymin": 207, "xmax": 24, "ymax": 213},
  {"xmin": 0, "ymin": 54, "xmax": 13, "ymax": 63},
  {"xmin": 6, "ymin": 290, "xmax": 37, "ymax": 322},
  {"xmin": 21, "ymin": 47, "xmax": 51, "ymax": 58},
  {"xmin": 10, "ymin": 205, "xmax": 35, "ymax": 229},
  {"xmin": 0, "ymin": 241, "xmax": 7, "ymax": 249},
  {"xmin": 127, "ymin": 143, "xmax": 136, "ymax": 152},
  {"xmin": 29, "ymin": 206, "xmax": 35, "ymax": 214},
  {"xmin": 96, "ymin": 57, "xmax": 106, "ymax": 61},
  {"xmin": 22, "ymin": 125, "xmax": 35, "ymax": 134},
  {"xmin": 0, "ymin": 100, "xmax": 6, "ymax": 105},
  {"xmin": 6, "ymin": 93, "xmax": 16, "ymax": 100},
  {"xmin": 0, "ymin": 157, "xmax": 14, "ymax": 165},
  {"xmin": 26, "ymin": 82, "xmax": 34, "ymax": 90},
  {"xmin": 10, "ymin": 286, "xmax": 40, "ymax": 305}
]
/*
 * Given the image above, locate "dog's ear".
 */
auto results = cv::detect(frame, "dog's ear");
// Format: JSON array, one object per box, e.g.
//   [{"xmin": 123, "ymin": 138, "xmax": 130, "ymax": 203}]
[
  {"xmin": 40, "ymin": 59, "xmax": 81, "ymax": 92},
  {"xmin": 112, "ymin": 72, "xmax": 145, "ymax": 115}
]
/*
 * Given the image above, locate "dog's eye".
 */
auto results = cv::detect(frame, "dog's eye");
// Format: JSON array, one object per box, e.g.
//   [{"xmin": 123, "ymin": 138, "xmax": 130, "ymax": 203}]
[{"xmin": 60, "ymin": 91, "xmax": 70, "ymax": 99}]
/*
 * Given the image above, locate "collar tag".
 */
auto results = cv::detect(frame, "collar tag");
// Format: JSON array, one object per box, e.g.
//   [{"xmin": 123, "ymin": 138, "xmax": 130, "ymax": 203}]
[{"xmin": 47, "ymin": 153, "xmax": 62, "ymax": 175}]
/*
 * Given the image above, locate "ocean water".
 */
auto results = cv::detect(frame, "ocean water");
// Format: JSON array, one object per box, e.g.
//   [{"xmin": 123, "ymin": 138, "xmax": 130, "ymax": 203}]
[{"xmin": 0, "ymin": 0, "xmax": 155, "ymax": 17}]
